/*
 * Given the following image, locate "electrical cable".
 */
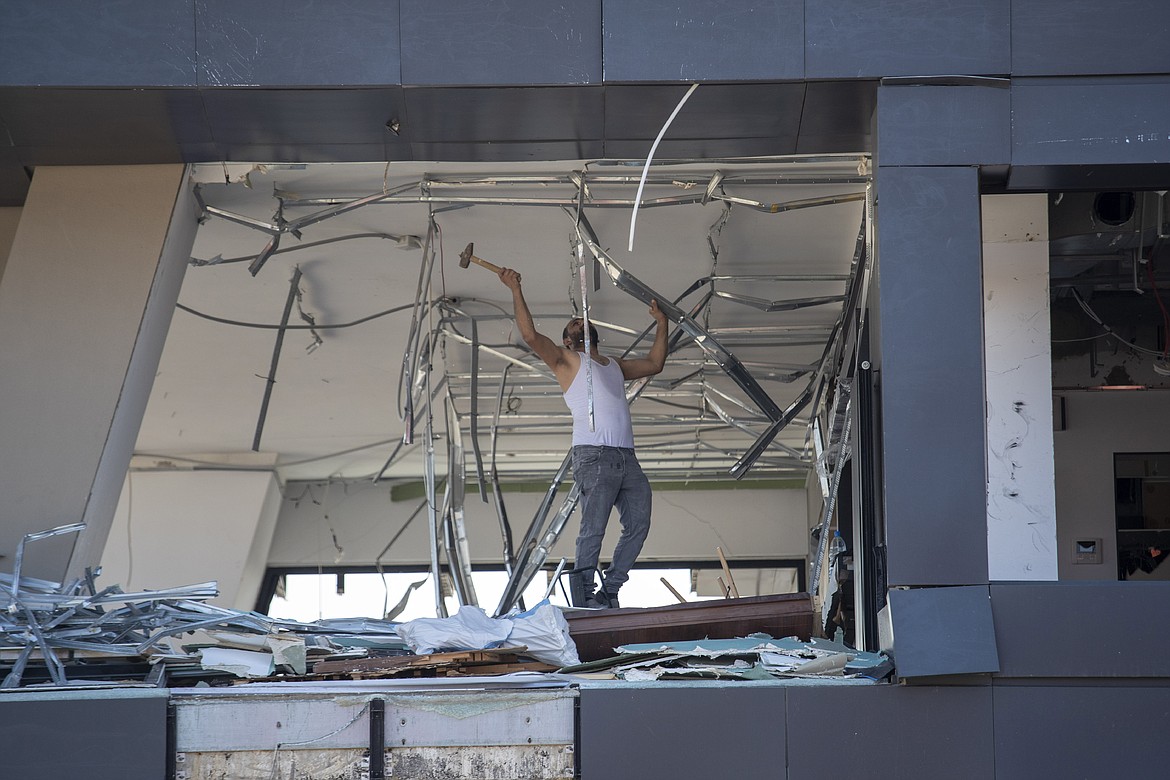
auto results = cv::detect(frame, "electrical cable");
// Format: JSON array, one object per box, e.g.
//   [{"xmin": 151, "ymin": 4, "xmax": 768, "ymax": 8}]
[
  {"xmin": 135, "ymin": 436, "xmax": 402, "ymax": 471},
  {"xmin": 1052, "ymin": 334, "xmax": 1110, "ymax": 343},
  {"xmin": 268, "ymin": 701, "xmax": 374, "ymax": 779},
  {"xmin": 1070, "ymin": 288, "xmax": 1170, "ymax": 356},
  {"xmin": 175, "ymin": 301, "xmax": 415, "ymax": 330},
  {"xmin": 192, "ymin": 232, "xmax": 421, "ymax": 266}
]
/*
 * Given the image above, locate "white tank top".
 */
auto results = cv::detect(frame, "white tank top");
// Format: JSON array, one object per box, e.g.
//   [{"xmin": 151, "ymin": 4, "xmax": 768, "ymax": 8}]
[{"xmin": 563, "ymin": 355, "xmax": 634, "ymax": 448}]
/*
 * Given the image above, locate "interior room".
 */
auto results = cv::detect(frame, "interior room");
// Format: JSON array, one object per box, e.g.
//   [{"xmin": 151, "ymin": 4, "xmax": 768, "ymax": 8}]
[
  {"xmin": 97, "ymin": 156, "xmax": 871, "ymax": 622},
  {"xmin": 1048, "ymin": 189, "xmax": 1170, "ymax": 581}
]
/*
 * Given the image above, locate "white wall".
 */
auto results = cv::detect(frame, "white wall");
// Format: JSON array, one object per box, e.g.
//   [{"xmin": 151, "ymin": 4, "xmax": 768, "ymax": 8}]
[
  {"xmin": 101, "ymin": 470, "xmax": 283, "ymax": 610},
  {"xmin": 267, "ymin": 479, "xmax": 811, "ymax": 569},
  {"xmin": 1055, "ymin": 391, "xmax": 1170, "ymax": 580},
  {"xmin": 92, "ymin": 471, "xmax": 808, "ymax": 612},
  {"xmin": 982, "ymin": 194, "xmax": 1058, "ymax": 580}
]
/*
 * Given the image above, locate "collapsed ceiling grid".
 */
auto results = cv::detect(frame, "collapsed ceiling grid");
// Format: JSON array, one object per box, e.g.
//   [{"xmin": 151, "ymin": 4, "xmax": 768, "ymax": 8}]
[{"xmin": 137, "ymin": 157, "xmax": 870, "ymax": 491}]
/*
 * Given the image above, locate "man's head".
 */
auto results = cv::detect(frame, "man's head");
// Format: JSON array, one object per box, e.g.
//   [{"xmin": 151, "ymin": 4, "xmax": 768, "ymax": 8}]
[{"xmin": 563, "ymin": 318, "xmax": 600, "ymax": 350}]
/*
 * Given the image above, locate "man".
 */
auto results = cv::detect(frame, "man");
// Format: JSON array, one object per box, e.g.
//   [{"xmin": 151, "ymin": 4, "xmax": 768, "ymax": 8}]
[{"xmin": 498, "ymin": 266, "xmax": 669, "ymax": 608}]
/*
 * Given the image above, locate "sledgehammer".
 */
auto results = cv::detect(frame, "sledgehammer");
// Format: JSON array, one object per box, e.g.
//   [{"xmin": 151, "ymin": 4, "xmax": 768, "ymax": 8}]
[{"xmin": 458, "ymin": 242, "xmax": 503, "ymax": 274}]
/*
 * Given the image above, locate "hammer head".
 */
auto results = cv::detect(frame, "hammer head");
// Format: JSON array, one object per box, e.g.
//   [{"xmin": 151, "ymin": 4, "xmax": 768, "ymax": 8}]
[{"xmin": 459, "ymin": 242, "xmax": 475, "ymax": 269}]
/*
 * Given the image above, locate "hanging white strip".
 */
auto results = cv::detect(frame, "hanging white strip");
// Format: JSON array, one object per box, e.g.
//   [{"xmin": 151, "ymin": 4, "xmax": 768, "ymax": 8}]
[
  {"xmin": 578, "ymin": 238, "xmax": 594, "ymax": 431},
  {"xmin": 628, "ymin": 82, "xmax": 699, "ymax": 252}
]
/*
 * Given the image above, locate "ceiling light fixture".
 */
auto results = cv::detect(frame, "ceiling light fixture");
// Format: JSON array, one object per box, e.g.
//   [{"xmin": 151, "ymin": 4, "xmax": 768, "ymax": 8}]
[{"xmin": 1095, "ymin": 365, "xmax": 1147, "ymax": 390}]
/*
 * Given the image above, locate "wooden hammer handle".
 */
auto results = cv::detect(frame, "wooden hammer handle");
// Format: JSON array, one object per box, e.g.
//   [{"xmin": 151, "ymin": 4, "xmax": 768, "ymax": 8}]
[{"xmin": 469, "ymin": 255, "xmax": 503, "ymax": 274}]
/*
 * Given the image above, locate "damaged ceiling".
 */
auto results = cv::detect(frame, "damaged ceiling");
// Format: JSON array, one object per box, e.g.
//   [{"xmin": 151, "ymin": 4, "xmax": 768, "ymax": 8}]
[
  {"xmin": 135, "ymin": 156, "xmax": 870, "ymax": 485},
  {"xmin": 1049, "ymin": 190, "xmax": 1170, "ymax": 390}
]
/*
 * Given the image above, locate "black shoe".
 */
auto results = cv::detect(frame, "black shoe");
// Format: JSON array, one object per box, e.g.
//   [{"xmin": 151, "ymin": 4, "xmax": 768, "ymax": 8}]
[{"xmin": 585, "ymin": 589, "xmax": 620, "ymax": 609}]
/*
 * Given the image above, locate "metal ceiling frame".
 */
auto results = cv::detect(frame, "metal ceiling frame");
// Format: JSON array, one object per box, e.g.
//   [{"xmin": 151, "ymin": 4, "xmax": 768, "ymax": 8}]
[{"xmin": 190, "ymin": 158, "xmax": 872, "ymax": 614}]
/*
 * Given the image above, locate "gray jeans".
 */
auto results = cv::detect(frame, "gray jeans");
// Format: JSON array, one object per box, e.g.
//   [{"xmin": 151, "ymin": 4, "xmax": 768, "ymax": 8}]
[{"xmin": 571, "ymin": 445, "xmax": 652, "ymax": 591}]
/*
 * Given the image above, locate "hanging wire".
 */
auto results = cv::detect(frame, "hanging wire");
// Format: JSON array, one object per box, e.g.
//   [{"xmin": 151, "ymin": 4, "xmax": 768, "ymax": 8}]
[
  {"xmin": 1071, "ymin": 288, "xmax": 1169, "ymax": 356},
  {"xmin": 268, "ymin": 701, "xmax": 374, "ymax": 779}
]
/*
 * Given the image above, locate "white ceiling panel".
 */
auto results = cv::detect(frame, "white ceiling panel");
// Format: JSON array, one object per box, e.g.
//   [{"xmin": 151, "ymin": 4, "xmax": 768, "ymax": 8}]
[{"xmin": 137, "ymin": 157, "xmax": 869, "ymax": 484}]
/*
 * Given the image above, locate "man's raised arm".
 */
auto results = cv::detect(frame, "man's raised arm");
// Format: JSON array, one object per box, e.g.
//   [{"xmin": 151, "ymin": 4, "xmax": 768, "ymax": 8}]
[
  {"xmin": 619, "ymin": 299, "xmax": 669, "ymax": 380},
  {"xmin": 498, "ymin": 267, "xmax": 571, "ymax": 377}
]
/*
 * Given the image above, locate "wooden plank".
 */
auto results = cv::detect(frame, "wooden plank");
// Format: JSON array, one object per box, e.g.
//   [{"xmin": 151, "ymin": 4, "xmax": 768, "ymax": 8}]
[
  {"xmin": 312, "ymin": 654, "xmax": 414, "ymax": 674},
  {"xmin": 717, "ymin": 546, "xmax": 741, "ymax": 598},
  {"xmin": 312, "ymin": 646, "xmax": 530, "ymax": 675},
  {"xmin": 563, "ymin": 593, "xmax": 816, "ymax": 662},
  {"xmin": 660, "ymin": 577, "xmax": 688, "ymax": 604},
  {"xmin": 305, "ymin": 647, "xmax": 560, "ymax": 680}
]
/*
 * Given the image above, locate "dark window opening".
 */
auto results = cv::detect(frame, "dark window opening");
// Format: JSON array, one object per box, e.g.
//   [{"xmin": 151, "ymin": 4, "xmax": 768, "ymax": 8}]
[{"xmin": 1116, "ymin": 453, "xmax": 1170, "ymax": 580}]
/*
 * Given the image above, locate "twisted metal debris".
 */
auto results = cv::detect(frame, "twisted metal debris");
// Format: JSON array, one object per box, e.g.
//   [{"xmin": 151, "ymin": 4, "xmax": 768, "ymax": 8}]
[{"xmin": 0, "ymin": 523, "xmax": 392, "ymax": 689}]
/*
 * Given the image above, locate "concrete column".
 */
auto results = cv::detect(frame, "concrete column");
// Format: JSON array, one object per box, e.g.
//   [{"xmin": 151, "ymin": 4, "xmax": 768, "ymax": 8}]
[
  {"xmin": 101, "ymin": 470, "xmax": 282, "ymax": 611},
  {"xmin": 0, "ymin": 165, "xmax": 195, "ymax": 583},
  {"xmin": 982, "ymin": 194, "xmax": 1058, "ymax": 580}
]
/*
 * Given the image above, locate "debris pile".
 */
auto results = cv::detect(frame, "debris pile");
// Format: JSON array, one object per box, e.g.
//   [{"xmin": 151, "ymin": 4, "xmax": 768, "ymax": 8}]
[
  {"xmin": 0, "ymin": 557, "xmax": 573, "ymax": 689},
  {"xmin": 0, "ymin": 567, "xmax": 236, "ymax": 688},
  {"xmin": 560, "ymin": 635, "xmax": 893, "ymax": 682},
  {"xmin": 1, "ymin": 527, "xmax": 890, "ymax": 689}
]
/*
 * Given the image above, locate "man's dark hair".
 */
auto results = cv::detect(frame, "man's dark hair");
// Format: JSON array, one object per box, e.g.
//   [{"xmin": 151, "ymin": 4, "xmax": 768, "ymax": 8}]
[{"xmin": 563, "ymin": 318, "xmax": 600, "ymax": 347}]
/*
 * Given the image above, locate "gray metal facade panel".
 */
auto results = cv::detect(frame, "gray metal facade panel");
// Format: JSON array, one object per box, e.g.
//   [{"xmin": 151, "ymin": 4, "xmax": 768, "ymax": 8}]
[
  {"xmin": 0, "ymin": 1, "xmax": 196, "ymax": 87},
  {"xmin": 602, "ymin": 0, "xmax": 804, "ymax": 82},
  {"xmin": 1011, "ymin": 1, "xmax": 1170, "ymax": 76},
  {"xmin": 410, "ymin": 140, "xmax": 606, "ymax": 163},
  {"xmin": 805, "ymin": 0, "xmax": 1010, "ymax": 79},
  {"xmin": 877, "ymin": 165, "xmax": 987, "ymax": 587},
  {"xmin": 200, "ymin": 88, "xmax": 406, "ymax": 146},
  {"xmin": 1012, "ymin": 77, "xmax": 1170, "ymax": 166},
  {"xmin": 888, "ymin": 586, "xmax": 1000, "ymax": 677},
  {"xmin": 876, "ymin": 84, "xmax": 1010, "ymax": 167},
  {"xmin": 993, "ymin": 686, "xmax": 1170, "ymax": 780},
  {"xmin": 991, "ymin": 582, "xmax": 1170, "ymax": 677},
  {"xmin": 603, "ymin": 136, "xmax": 799, "ymax": 160},
  {"xmin": 195, "ymin": 0, "xmax": 401, "ymax": 87},
  {"xmin": 1007, "ymin": 163, "xmax": 1170, "ymax": 192},
  {"xmin": 216, "ymin": 143, "xmax": 399, "ymax": 164},
  {"xmin": 579, "ymin": 686, "xmax": 785, "ymax": 778},
  {"xmin": 796, "ymin": 79, "xmax": 877, "ymax": 155},
  {"xmin": 787, "ymin": 685, "xmax": 994, "ymax": 779},
  {"xmin": 399, "ymin": 0, "xmax": 602, "ymax": 86},
  {"xmin": 603, "ymin": 83, "xmax": 805, "ymax": 141},
  {"xmin": 0, "ymin": 88, "xmax": 210, "ymax": 150},
  {"xmin": 0, "ymin": 695, "xmax": 167, "ymax": 779},
  {"xmin": 403, "ymin": 87, "xmax": 605, "ymax": 143}
]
